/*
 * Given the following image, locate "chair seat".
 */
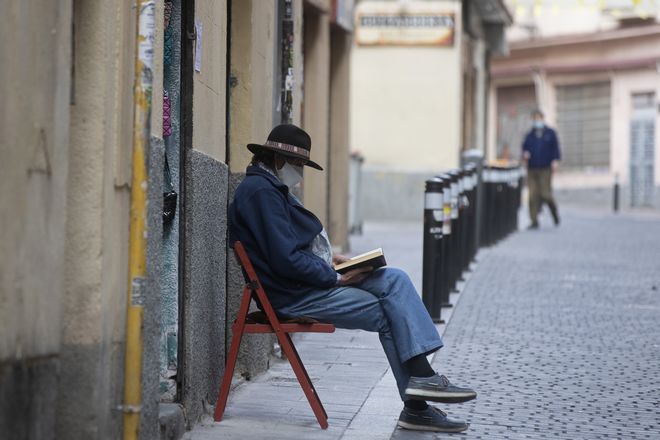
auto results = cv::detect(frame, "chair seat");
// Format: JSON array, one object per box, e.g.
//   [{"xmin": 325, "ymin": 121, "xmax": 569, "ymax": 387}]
[
  {"xmin": 238, "ymin": 311, "xmax": 335, "ymax": 334},
  {"xmin": 245, "ymin": 310, "xmax": 320, "ymax": 324},
  {"xmin": 240, "ymin": 322, "xmax": 336, "ymax": 334}
]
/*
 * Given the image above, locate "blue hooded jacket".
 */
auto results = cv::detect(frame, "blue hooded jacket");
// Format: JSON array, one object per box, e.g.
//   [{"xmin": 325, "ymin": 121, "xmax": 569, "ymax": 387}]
[
  {"xmin": 522, "ymin": 126, "xmax": 561, "ymax": 169},
  {"xmin": 228, "ymin": 165, "xmax": 339, "ymax": 309}
]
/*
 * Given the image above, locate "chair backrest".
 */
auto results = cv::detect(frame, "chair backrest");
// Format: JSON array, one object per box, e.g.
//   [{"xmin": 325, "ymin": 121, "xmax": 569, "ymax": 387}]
[
  {"xmin": 233, "ymin": 241, "xmax": 261, "ymax": 292},
  {"xmin": 232, "ymin": 241, "xmax": 283, "ymax": 329}
]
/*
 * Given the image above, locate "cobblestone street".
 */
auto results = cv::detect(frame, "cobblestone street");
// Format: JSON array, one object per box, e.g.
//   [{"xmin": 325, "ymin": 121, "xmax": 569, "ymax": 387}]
[
  {"xmin": 186, "ymin": 208, "xmax": 660, "ymax": 440},
  {"xmin": 395, "ymin": 208, "xmax": 660, "ymax": 440}
]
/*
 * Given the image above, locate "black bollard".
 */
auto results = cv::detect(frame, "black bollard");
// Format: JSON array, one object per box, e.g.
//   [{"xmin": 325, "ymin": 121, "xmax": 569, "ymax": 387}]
[
  {"xmin": 457, "ymin": 169, "xmax": 469, "ymax": 280},
  {"xmin": 495, "ymin": 168, "xmax": 505, "ymax": 242},
  {"xmin": 505, "ymin": 168, "xmax": 514, "ymax": 236},
  {"xmin": 439, "ymin": 174, "xmax": 453, "ymax": 308},
  {"xmin": 463, "ymin": 165, "xmax": 476, "ymax": 268},
  {"xmin": 514, "ymin": 167, "xmax": 522, "ymax": 231},
  {"xmin": 447, "ymin": 171, "xmax": 461, "ymax": 292},
  {"xmin": 471, "ymin": 166, "xmax": 480, "ymax": 258},
  {"xmin": 422, "ymin": 177, "xmax": 445, "ymax": 323},
  {"xmin": 613, "ymin": 174, "xmax": 620, "ymax": 213},
  {"xmin": 481, "ymin": 167, "xmax": 493, "ymax": 246}
]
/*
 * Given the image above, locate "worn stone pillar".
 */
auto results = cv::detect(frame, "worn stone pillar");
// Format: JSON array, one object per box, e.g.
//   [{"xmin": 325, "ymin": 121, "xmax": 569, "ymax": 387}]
[
  {"xmin": 302, "ymin": 6, "xmax": 331, "ymax": 227},
  {"xmin": 328, "ymin": 27, "xmax": 352, "ymax": 251}
]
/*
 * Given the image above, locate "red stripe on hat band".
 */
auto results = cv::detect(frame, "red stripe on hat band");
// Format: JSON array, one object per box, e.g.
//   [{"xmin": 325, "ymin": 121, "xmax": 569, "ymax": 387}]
[{"xmin": 263, "ymin": 140, "xmax": 310, "ymax": 159}]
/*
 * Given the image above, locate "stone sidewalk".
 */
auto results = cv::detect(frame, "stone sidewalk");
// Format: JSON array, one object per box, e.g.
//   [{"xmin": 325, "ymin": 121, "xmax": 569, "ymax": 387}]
[
  {"xmin": 184, "ymin": 221, "xmax": 461, "ymax": 440},
  {"xmin": 185, "ymin": 208, "xmax": 660, "ymax": 440}
]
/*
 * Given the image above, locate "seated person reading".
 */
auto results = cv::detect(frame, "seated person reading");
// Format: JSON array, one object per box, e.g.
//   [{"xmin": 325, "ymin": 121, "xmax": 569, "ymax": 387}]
[{"xmin": 228, "ymin": 124, "xmax": 477, "ymax": 433}]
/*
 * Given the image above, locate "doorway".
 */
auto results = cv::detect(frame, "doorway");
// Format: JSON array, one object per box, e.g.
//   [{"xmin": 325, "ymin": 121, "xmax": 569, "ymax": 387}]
[{"xmin": 630, "ymin": 92, "xmax": 656, "ymax": 207}]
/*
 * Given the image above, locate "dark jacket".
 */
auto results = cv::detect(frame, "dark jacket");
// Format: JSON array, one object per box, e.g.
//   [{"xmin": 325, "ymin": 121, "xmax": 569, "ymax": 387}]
[
  {"xmin": 228, "ymin": 165, "xmax": 338, "ymax": 309},
  {"xmin": 522, "ymin": 126, "xmax": 561, "ymax": 169}
]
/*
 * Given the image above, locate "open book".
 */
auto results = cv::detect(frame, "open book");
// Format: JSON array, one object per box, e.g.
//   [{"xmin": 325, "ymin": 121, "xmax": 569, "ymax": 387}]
[{"xmin": 334, "ymin": 248, "xmax": 387, "ymax": 274}]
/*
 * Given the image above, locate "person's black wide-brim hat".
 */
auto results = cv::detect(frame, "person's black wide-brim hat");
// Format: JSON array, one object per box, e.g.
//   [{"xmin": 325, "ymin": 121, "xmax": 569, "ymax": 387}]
[{"xmin": 247, "ymin": 124, "xmax": 323, "ymax": 170}]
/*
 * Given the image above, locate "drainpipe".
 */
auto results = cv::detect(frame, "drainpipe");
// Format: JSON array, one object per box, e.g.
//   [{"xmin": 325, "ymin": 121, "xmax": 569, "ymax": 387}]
[{"xmin": 122, "ymin": 1, "xmax": 155, "ymax": 439}]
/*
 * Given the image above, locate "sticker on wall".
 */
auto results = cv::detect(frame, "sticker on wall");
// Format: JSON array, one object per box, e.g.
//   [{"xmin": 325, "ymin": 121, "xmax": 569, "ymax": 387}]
[
  {"xmin": 194, "ymin": 20, "xmax": 203, "ymax": 72},
  {"xmin": 163, "ymin": 90, "xmax": 172, "ymax": 137}
]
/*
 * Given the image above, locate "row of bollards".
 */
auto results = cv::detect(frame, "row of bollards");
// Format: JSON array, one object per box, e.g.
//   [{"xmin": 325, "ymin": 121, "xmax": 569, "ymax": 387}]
[
  {"xmin": 422, "ymin": 166, "xmax": 479, "ymax": 323},
  {"xmin": 422, "ymin": 164, "xmax": 522, "ymax": 323}
]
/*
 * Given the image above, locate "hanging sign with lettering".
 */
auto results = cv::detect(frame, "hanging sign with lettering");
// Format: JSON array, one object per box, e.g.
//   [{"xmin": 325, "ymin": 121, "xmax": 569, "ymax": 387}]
[{"xmin": 356, "ymin": 2, "xmax": 456, "ymax": 47}]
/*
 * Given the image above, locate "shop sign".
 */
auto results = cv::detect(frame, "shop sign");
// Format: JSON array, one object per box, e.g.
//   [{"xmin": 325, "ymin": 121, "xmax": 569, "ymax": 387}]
[{"xmin": 356, "ymin": 1, "xmax": 455, "ymax": 47}]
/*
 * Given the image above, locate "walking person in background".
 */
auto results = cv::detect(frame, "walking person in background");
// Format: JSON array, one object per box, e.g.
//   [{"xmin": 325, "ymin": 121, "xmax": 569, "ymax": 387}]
[{"xmin": 522, "ymin": 109, "xmax": 561, "ymax": 229}]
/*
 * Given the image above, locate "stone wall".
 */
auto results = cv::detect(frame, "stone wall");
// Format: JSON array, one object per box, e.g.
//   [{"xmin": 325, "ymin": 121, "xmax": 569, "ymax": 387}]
[{"xmin": 181, "ymin": 151, "xmax": 229, "ymax": 425}]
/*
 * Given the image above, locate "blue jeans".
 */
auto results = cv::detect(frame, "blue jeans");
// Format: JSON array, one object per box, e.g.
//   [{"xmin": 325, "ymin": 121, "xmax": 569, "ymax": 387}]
[{"xmin": 276, "ymin": 267, "xmax": 444, "ymax": 400}]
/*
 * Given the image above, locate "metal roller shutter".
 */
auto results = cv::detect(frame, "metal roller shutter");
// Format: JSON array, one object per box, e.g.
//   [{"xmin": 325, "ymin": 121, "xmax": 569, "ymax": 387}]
[{"xmin": 556, "ymin": 82, "xmax": 611, "ymax": 168}]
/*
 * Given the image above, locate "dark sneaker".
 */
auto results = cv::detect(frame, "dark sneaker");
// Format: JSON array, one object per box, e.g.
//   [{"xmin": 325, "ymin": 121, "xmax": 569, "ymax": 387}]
[
  {"xmin": 398, "ymin": 406, "xmax": 468, "ymax": 432},
  {"xmin": 527, "ymin": 222, "xmax": 539, "ymax": 230},
  {"xmin": 405, "ymin": 374, "xmax": 476, "ymax": 403}
]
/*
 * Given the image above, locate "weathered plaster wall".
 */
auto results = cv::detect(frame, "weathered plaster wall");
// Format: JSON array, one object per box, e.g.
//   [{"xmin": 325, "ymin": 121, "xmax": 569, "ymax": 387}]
[
  {"xmin": 328, "ymin": 28, "xmax": 352, "ymax": 251},
  {"xmin": 193, "ymin": 0, "xmax": 228, "ymax": 162},
  {"xmin": 302, "ymin": 8, "xmax": 331, "ymax": 226},
  {"xmin": 228, "ymin": 0, "xmax": 277, "ymax": 171},
  {"xmin": 0, "ymin": 0, "xmax": 71, "ymax": 363},
  {"xmin": 0, "ymin": 0, "xmax": 72, "ymax": 437},
  {"xmin": 57, "ymin": 1, "xmax": 135, "ymax": 438}
]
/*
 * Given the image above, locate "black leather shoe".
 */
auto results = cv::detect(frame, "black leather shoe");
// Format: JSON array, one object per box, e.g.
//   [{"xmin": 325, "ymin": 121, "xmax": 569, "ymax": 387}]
[
  {"xmin": 405, "ymin": 373, "xmax": 476, "ymax": 403},
  {"xmin": 398, "ymin": 406, "xmax": 469, "ymax": 432}
]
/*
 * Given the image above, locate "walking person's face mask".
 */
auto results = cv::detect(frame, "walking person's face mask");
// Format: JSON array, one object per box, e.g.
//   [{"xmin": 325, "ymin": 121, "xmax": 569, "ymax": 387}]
[{"xmin": 533, "ymin": 119, "xmax": 545, "ymax": 130}]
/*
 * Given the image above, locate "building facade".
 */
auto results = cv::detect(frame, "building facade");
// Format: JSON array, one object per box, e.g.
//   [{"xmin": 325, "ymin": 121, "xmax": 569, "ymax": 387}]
[
  {"xmin": 0, "ymin": 0, "xmax": 353, "ymax": 439},
  {"xmin": 489, "ymin": 3, "xmax": 660, "ymax": 209},
  {"xmin": 350, "ymin": 0, "xmax": 511, "ymax": 221}
]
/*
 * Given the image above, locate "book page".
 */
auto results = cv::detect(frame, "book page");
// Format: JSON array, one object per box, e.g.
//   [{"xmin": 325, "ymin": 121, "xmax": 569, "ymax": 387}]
[{"xmin": 348, "ymin": 248, "xmax": 383, "ymax": 261}]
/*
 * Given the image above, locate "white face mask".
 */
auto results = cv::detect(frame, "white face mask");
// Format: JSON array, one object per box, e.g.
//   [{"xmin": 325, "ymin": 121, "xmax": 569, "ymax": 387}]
[
  {"xmin": 533, "ymin": 120, "xmax": 545, "ymax": 130},
  {"xmin": 278, "ymin": 162, "xmax": 304, "ymax": 190}
]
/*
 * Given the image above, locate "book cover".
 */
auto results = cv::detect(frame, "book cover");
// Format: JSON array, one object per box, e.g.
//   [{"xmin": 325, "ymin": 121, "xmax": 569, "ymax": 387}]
[{"xmin": 334, "ymin": 248, "xmax": 387, "ymax": 274}]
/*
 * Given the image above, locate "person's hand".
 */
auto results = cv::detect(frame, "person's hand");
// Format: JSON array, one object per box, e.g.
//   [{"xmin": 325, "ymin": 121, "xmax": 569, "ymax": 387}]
[
  {"xmin": 551, "ymin": 160, "xmax": 559, "ymax": 172},
  {"xmin": 338, "ymin": 267, "xmax": 373, "ymax": 286},
  {"xmin": 522, "ymin": 151, "xmax": 531, "ymax": 161},
  {"xmin": 332, "ymin": 254, "xmax": 350, "ymax": 265}
]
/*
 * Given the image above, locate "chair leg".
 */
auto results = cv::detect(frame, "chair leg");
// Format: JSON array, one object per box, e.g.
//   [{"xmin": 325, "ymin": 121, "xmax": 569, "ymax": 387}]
[
  {"xmin": 284, "ymin": 334, "xmax": 328, "ymax": 421},
  {"xmin": 277, "ymin": 332, "xmax": 329, "ymax": 429},
  {"xmin": 213, "ymin": 324, "xmax": 245, "ymax": 422}
]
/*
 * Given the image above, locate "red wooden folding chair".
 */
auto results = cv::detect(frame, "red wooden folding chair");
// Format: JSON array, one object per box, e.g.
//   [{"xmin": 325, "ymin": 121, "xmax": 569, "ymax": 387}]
[{"xmin": 213, "ymin": 241, "xmax": 336, "ymax": 429}]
